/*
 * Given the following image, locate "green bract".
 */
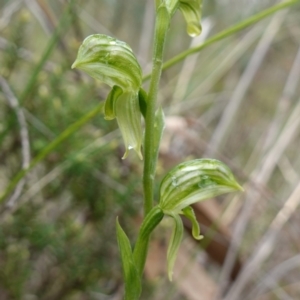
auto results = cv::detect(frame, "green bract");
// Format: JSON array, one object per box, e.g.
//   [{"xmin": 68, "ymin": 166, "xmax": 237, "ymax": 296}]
[
  {"xmin": 72, "ymin": 34, "xmax": 143, "ymax": 159},
  {"xmin": 164, "ymin": 0, "xmax": 180, "ymax": 15},
  {"xmin": 159, "ymin": 158, "xmax": 243, "ymax": 280}
]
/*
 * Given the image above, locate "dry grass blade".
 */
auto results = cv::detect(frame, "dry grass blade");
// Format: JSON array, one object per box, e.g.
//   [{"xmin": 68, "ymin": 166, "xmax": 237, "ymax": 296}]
[
  {"xmin": 262, "ymin": 42, "xmax": 300, "ymax": 153},
  {"xmin": 247, "ymin": 254, "xmax": 300, "ymax": 299},
  {"xmin": 224, "ymin": 179, "xmax": 300, "ymax": 300},
  {"xmin": 137, "ymin": 0, "xmax": 154, "ymax": 67},
  {"xmin": 207, "ymin": 10, "xmax": 287, "ymax": 157},
  {"xmin": 218, "ymin": 97, "xmax": 300, "ymax": 299},
  {"xmin": 169, "ymin": 18, "xmax": 213, "ymax": 115},
  {"xmin": 0, "ymin": 0, "xmax": 22, "ymax": 30}
]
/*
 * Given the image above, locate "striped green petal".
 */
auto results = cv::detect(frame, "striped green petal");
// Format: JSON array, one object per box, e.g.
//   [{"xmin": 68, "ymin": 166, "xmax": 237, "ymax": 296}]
[
  {"xmin": 72, "ymin": 34, "xmax": 142, "ymax": 92},
  {"xmin": 159, "ymin": 158, "xmax": 243, "ymax": 214}
]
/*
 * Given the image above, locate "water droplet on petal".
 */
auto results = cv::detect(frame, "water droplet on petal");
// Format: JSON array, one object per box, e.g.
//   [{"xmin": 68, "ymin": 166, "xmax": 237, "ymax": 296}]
[{"xmin": 171, "ymin": 176, "xmax": 177, "ymax": 187}]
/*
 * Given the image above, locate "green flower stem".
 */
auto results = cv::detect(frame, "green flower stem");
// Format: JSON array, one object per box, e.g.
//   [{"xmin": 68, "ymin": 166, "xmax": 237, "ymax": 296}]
[
  {"xmin": 143, "ymin": 0, "xmax": 299, "ymax": 81},
  {"xmin": 143, "ymin": 6, "xmax": 170, "ymax": 216},
  {"xmin": 0, "ymin": 102, "xmax": 104, "ymax": 204}
]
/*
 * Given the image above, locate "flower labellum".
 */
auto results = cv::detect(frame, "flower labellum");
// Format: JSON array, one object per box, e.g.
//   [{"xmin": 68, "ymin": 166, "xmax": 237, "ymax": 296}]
[{"xmin": 72, "ymin": 34, "xmax": 143, "ymax": 159}]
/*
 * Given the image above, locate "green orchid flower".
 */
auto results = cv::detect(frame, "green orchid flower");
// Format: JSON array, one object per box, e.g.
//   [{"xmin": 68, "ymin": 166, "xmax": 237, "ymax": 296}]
[
  {"xmin": 163, "ymin": 0, "xmax": 203, "ymax": 37},
  {"xmin": 72, "ymin": 34, "xmax": 143, "ymax": 159},
  {"xmin": 179, "ymin": 0, "xmax": 203, "ymax": 37},
  {"xmin": 158, "ymin": 158, "xmax": 243, "ymax": 280}
]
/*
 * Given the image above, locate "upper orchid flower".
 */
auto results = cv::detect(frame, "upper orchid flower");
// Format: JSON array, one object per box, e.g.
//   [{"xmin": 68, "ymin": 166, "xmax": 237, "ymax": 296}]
[
  {"xmin": 72, "ymin": 34, "xmax": 143, "ymax": 159},
  {"xmin": 163, "ymin": 0, "xmax": 203, "ymax": 37}
]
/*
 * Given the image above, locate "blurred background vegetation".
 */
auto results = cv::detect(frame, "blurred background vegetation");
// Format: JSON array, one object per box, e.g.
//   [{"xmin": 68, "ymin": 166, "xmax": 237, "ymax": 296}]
[{"xmin": 1, "ymin": 0, "xmax": 300, "ymax": 299}]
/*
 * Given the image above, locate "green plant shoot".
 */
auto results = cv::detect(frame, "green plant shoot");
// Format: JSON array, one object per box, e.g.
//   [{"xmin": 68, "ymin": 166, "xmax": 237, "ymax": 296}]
[{"xmin": 72, "ymin": 1, "xmax": 243, "ymax": 299}]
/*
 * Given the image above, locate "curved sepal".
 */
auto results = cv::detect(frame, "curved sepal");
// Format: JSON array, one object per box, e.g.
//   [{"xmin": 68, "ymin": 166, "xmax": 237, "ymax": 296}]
[
  {"xmin": 159, "ymin": 158, "xmax": 243, "ymax": 214},
  {"xmin": 182, "ymin": 206, "xmax": 203, "ymax": 240},
  {"xmin": 167, "ymin": 213, "xmax": 184, "ymax": 281},
  {"xmin": 72, "ymin": 34, "xmax": 142, "ymax": 92},
  {"xmin": 116, "ymin": 219, "xmax": 141, "ymax": 300}
]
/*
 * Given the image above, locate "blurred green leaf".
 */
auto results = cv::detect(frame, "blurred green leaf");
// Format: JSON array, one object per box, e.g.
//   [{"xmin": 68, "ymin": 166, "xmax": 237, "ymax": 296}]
[{"xmin": 116, "ymin": 218, "xmax": 141, "ymax": 300}]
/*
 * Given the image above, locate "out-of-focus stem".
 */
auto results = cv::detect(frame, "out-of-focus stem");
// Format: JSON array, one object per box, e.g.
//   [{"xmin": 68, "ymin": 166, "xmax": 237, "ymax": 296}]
[{"xmin": 143, "ymin": 6, "xmax": 170, "ymax": 216}]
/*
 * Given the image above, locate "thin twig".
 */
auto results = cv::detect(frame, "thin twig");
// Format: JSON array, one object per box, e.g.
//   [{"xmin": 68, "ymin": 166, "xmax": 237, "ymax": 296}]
[
  {"xmin": 0, "ymin": 130, "xmax": 119, "ymax": 218},
  {"xmin": 0, "ymin": 36, "xmax": 57, "ymax": 72},
  {"xmin": 0, "ymin": 0, "xmax": 22, "ymax": 30},
  {"xmin": 0, "ymin": 102, "xmax": 104, "ymax": 204},
  {"xmin": 0, "ymin": 75, "xmax": 31, "ymax": 207},
  {"xmin": 262, "ymin": 42, "xmax": 300, "ymax": 153}
]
